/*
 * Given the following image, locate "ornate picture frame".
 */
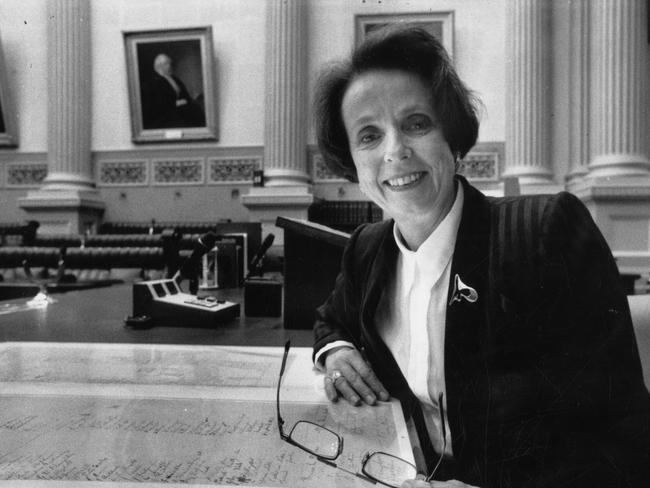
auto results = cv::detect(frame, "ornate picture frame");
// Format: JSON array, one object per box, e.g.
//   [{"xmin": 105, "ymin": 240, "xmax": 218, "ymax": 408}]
[
  {"xmin": 355, "ymin": 12, "xmax": 454, "ymax": 57},
  {"xmin": 0, "ymin": 34, "xmax": 18, "ymax": 147},
  {"xmin": 123, "ymin": 26, "xmax": 217, "ymax": 143}
]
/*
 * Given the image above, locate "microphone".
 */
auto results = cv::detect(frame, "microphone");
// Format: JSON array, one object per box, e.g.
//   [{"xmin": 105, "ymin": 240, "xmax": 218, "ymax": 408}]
[
  {"xmin": 173, "ymin": 231, "xmax": 218, "ymax": 294},
  {"xmin": 245, "ymin": 233, "xmax": 275, "ymax": 280}
]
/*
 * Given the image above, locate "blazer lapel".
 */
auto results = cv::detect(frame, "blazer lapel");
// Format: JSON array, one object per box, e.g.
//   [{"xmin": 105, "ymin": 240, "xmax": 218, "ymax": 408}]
[
  {"xmin": 444, "ymin": 177, "xmax": 492, "ymax": 464},
  {"xmin": 358, "ymin": 222, "xmax": 441, "ymax": 468},
  {"xmin": 359, "ymin": 221, "xmax": 404, "ymax": 382},
  {"xmin": 355, "ymin": 180, "xmax": 495, "ymax": 474}
]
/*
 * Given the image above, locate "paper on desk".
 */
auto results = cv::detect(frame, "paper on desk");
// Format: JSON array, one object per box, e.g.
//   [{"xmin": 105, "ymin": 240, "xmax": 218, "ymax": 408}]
[
  {"xmin": 0, "ymin": 343, "xmax": 296, "ymax": 388},
  {"xmin": 0, "ymin": 393, "xmax": 410, "ymax": 487}
]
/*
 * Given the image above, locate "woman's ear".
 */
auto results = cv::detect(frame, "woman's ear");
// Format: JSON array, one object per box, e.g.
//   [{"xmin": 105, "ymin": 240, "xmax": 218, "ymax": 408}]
[{"xmin": 454, "ymin": 152, "xmax": 461, "ymax": 172}]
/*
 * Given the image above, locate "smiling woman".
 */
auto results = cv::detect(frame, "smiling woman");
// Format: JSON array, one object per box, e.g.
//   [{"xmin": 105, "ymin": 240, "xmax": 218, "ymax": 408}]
[
  {"xmin": 314, "ymin": 26, "xmax": 480, "ymax": 251},
  {"xmin": 340, "ymin": 70, "xmax": 457, "ymax": 250},
  {"xmin": 311, "ymin": 24, "xmax": 650, "ymax": 488},
  {"xmin": 314, "ymin": 26, "xmax": 478, "ymax": 185}
]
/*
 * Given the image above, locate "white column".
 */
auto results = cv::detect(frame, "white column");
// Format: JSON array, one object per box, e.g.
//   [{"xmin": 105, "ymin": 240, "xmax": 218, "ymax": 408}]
[
  {"xmin": 19, "ymin": 0, "xmax": 104, "ymax": 234},
  {"xmin": 588, "ymin": 0, "xmax": 650, "ymax": 177},
  {"xmin": 503, "ymin": 0, "xmax": 554, "ymax": 185},
  {"xmin": 566, "ymin": 0, "xmax": 591, "ymax": 183},
  {"xmin": 242, "ymin": 0, "xmax": 314, "ymax": 244},
  {"xmin": 262, "ymin": 0, "xmax": 309, "ymax": 186},
  {"xmin": 42, "ymin": 0, "xmax": 94, "ymax": 190},
  {"xmin": 572, "ymin": 0, "xmax": 650, "ymax": 277}
]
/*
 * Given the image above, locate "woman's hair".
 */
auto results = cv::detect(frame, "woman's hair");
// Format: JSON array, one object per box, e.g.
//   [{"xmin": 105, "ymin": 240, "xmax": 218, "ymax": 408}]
[{"xmin": 313, "ymin": 25, "xmax": 480, "ymax": 182}]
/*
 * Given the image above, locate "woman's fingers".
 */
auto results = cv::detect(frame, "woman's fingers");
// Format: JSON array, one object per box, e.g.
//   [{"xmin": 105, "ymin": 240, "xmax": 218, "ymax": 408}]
[
  {"xmin": 400, "ymin": 480, "xmax": 431, "ymax": 488},
  {"xmin": 401, "ymin": 480, "xmax": 480, "ymax": 488},
  {"xmin": 337, "ymin": 361, "xmax": 378, "ymax": 405},
  {"xmin": 430, "ymin": 481, "xmax": 481, "ymax": 487},
  {"xmin": 323, "ymin": 347, "xmax": 389, "ymax": 405},
  {"xmin": 330, "ymin": 374, "xmax": 362, "ymax": 405},
  {"xmin": 323, "ymin": 375, "xmax": 339, "ymax": 402},
  {"xmin": 346, "ymin": 351, "xmax": 390, "ymax": 401}
]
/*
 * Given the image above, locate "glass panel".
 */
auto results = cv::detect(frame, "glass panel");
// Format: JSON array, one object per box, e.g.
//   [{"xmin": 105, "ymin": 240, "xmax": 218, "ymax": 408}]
[
  {"xmin": 362, "ymin": 452, "xmax": 417, "ymax": 488},
  {"xmin": 289, "ymin": 421, "xmax": 340, "ymax": 459}
]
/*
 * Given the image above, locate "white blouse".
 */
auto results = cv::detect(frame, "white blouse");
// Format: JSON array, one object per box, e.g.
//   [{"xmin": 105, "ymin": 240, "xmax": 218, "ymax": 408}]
[
  {"xmin": 376, "ymin": 183, "xmax": 463, "ymax": 456},
  {"xmin": 315, "ymin": 184, "xmax": 465, "ymax": 456}
]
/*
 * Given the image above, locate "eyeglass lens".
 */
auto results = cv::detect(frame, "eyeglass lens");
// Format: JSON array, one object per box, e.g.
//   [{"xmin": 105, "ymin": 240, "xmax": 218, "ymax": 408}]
[
  {"xmin": 277, "ymin": 341, "xmax": 418, "ymax": 487},
  {"xmin": 362, "ymin": 452, "xmax": 418, "ymax": 488},
  {"xmin": 289, "ymin": 421, "xmax": 341, "ymax": 459}
]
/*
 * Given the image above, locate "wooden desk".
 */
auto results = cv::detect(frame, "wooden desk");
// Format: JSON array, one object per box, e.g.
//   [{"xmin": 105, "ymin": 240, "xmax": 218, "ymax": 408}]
[{"xmin": 0, "ymin": 283, "xmax": 313, "ymax": 347}]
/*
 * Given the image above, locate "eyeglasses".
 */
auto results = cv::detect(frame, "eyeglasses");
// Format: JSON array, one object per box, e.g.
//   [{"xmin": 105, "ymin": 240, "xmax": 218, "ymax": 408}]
[{"xmin": 276, "ymin": 340, "xmax": 447, "ymax": 487}]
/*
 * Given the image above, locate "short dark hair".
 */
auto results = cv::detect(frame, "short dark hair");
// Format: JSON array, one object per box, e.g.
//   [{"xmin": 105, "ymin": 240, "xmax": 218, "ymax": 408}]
[{"xmin": 313, "ymin": 25, "xmax": 480, "ymax": 182}]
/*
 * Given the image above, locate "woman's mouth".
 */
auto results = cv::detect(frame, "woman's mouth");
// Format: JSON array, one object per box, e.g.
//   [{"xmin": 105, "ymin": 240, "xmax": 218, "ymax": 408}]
[{"xmin": 384, "ymin": 171, "xmax": 426, "ymax": 190}]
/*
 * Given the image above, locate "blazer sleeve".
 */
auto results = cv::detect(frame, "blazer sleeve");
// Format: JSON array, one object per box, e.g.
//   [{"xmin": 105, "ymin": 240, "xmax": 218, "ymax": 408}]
[
  {"xmin": 516, "ymin": 192, "xmax": 650, "ymax": 488},
  {"xmin": 312, "ymin": 224, "xmax": 367, "ymax": 361}
]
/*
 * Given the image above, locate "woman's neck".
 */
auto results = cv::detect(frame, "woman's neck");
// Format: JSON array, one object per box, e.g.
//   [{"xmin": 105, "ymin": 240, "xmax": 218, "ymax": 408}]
[
  {"xmin": 397, "ymin": 217, "xmax": 441, "ymax": 251},
  {"xmin": 395, "ymin": 183, "xmax": 458, "ymax": 251}
]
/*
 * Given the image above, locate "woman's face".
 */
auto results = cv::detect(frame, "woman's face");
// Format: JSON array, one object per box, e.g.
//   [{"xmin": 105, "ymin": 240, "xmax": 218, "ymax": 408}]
[{"xmin": 341, "ymin": 69, "xmax": 456, "ymax": 228}]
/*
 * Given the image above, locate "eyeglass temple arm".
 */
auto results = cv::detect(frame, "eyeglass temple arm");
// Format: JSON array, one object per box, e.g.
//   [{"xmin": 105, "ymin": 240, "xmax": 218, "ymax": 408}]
[
  {"xmin": 426, "ymin": 392, "xmax": 447, "ymax": 483},
  {"xmin": 318, "ymin": 457, "xmax": 376, "ymax": 485},
  {"xmin": 276, "ymin": 340, "xmax": 291, "ymax": 439}
]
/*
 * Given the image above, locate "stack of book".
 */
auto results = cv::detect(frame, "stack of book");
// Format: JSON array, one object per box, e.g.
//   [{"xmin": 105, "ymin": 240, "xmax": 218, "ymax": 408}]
[{"xmin": 308, "ymin": 201, "xmax": 383, "ymax": 233}]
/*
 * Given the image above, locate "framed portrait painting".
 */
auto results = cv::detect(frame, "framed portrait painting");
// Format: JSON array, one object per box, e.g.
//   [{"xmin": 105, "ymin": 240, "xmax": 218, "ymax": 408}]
[
  {"xmin": 0, "ymin": 35, "xmax": 17, "ymax": 147},
  {"xmin": 355, "ymin": 12, "xmax": 454, "ymax": 57},
  {"xmin": 123, "ymin": 26, "xmax": 217, "ymax": 143}
]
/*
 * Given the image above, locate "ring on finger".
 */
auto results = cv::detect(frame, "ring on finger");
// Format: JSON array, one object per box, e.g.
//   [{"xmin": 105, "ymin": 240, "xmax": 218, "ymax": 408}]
[{"xmin": 329, "ymin": 370, "xmax": 343, "ymax": 383}]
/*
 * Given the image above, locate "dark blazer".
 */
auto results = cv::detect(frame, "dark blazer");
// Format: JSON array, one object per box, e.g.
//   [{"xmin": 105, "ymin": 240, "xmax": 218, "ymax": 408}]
[
  {"xmin": 142, "ymin": 73, "xmax": 205, "ymax": 129},
  {"xmin": 314, "ymin": 176, "xmax": 650, "ymax": 488}
]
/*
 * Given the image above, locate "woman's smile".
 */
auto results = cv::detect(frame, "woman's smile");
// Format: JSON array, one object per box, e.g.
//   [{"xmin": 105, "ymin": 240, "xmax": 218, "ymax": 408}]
[
  {"xmin": 341, "ymin": 69, "xmax": 457, "ymax": 238},
  {"xmin": 383, "ymin": 171, "xmax": 427, "ymax": 191}
]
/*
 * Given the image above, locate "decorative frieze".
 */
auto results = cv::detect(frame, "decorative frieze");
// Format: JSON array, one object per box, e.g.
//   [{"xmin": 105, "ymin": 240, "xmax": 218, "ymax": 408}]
[
  {"xmin": 6, "ymin": 163, "xmax": 48, "ymax": 187},
  {"xmin": 312, "ymin": 152, "xmax": 346, "ymax": 183},
  {"xmin": 152, "ymin": 158, "xmax": 204, "ymax": 185},
  {"xmin": 207, "ymin": 157, "xmax": 260, "ymax": 184},
  {"xmin": 97, "ymin": 160, "xmax": 148, "ymax": 186},
  {"xmin": 457, "ymin": 153, "xmax": 499, "ymax": 181},
  {"xmin": 310, "ymin": 148, "xmax": 501, "ymax": 183},
  {"xmin": 90, "ymin": 152, "xmax": 266, "ymax": 187}
]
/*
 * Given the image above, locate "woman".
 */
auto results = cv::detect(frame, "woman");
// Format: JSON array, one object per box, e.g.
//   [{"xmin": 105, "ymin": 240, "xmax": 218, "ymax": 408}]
[{"xmin": 312, "ymin": 25, "xmax": 650, "ymax": 488}]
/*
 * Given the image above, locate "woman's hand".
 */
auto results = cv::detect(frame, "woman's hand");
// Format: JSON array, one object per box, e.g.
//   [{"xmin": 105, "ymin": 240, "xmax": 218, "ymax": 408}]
[
  {"xmin": 401, "ymin": 478, "xmax": 480, "ymax": 488},
  {"xmin": 323, "ymin": 346, "xmax": 389, "ymax": 405}
]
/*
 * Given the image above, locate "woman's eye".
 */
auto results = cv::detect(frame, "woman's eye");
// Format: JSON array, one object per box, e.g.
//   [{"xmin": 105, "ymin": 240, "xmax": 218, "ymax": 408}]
[
  {"xmin": 404, "ymin": 115, "xmax": 433, "ymax": 133},
  {"xmin": 358, "ymin": 131, "xmax": 380, "ymax": 145}
]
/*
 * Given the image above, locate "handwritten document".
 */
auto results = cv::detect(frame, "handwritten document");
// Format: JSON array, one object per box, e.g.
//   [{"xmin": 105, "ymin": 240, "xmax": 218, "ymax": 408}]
[
  {"xmin": 0, "ymin": 394, "xmax": 406, "ymax": 486},
  {"xmin": 0, "ymin": 343, "xmax": 283, "ymax": 387},
  {"xmin": 0, "ymin": 343, "xmax": 413, "ymax": 486}
]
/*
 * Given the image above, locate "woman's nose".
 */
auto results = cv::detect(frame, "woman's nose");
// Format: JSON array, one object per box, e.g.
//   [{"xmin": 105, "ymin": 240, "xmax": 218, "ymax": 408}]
[{"xmin": 383, "ymin": 132, "xmax": 412, "ymax": 163}]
